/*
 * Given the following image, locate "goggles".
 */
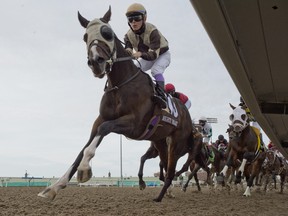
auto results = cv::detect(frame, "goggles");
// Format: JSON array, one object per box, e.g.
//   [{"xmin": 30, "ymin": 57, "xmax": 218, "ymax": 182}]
[{"xmin": 127, "ymin": 15, "xmax": 143, "ymax": 23}]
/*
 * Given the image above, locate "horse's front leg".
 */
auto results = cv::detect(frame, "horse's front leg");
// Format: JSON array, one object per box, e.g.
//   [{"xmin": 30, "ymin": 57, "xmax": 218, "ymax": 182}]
[
  {"xmin": 77, "ymin": 135, "xmax": 104, "ymax": 182},
  {"xmin": 38, "ymin": 116, "xmax": 104, "ymax": 200},
  {"xmin": 77, "ymin": 116, "xmax": 135, "ymax": 183},
  {"xmin": 218, "ymin": 151, "xmax": 236, "ymax": 184},
  {"xmin": 243, "ymin": 152, "xmax": 265, "ymax": 197},
  {"xmin": 175, "ymin": 153, "xmax": 193, "ymax": 177}
]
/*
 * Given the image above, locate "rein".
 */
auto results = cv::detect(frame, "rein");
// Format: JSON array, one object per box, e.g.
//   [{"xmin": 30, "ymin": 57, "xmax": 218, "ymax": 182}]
[
  {"xmin": 90, "ymin": 38, "xmax": 138, "ymax": 92},
  {"xmin": 104, "ymin": 69, "xmax": 141, "ymax": 93}
]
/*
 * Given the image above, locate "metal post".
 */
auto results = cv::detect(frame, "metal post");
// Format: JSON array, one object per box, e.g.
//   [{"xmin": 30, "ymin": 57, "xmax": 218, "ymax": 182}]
[{"xmin": 120, "ymin": 135, "xmax": 123, "ymax": 187}]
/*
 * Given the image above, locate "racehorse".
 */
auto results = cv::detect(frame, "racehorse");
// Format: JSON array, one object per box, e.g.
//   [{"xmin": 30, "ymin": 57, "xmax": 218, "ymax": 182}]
[
  {"xmin": 263, "ymin": 149, "xmax": 287, "ymax": 193},
  {"xmin": 217, "ymin": 104, "xmax": 266, "ymax": 196},
  {"xmin": 138, "ymin": 129, "xmax": 203, "ymax": 191},
  {"xmin": 38, "ymin": 7, "xmax": 195, "ymax": 202},
  {"xmin": 180, "ymin": 144, "xmax": 227, "ymax": 192}
]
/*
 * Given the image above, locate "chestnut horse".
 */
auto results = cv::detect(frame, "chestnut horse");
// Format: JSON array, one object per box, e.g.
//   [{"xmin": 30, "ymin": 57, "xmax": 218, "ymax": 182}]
[
  {"xmin": 38, "ymin": 7, "xmax": 195, "ymax": 202},
  {"xmin": 218, "ymin": 104, "xmax": 266, "ymax": 196}
]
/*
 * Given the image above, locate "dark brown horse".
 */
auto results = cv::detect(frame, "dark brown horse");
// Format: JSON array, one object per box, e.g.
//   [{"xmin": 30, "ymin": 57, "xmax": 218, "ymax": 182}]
[
  {"xmin": 180, "ymin": 144, "xmax": 228, "ymax": 192},
  {"xmin": 138, "ymin": 130, "xmax": 203, "ymax": 191},
  {"xmin": 263, "ymin": 149, "xmax": 287, "ymax": 193},
  {"xmin": 38, "ymin": 7, "xmax": 195, "ymax": 202},
  {"xmin": 218, "ymin": 104, "xmax": 266, "ymax": 196}
]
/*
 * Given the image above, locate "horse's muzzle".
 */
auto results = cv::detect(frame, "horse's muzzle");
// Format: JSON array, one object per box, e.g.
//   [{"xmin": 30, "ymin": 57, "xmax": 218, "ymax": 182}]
[
  {"xmin": 233, "ymin": 124, "xmax": 243, "ymax": 133},
  {"xmin": 88, "ymin": 59, "xmax": 106, "ymax": 78}
]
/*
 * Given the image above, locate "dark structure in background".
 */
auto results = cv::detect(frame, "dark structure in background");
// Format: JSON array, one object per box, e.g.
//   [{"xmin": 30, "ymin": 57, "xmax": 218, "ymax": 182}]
[{"xmin": 189, "ymin": 0, "xmax": 288, "ymax": 158}]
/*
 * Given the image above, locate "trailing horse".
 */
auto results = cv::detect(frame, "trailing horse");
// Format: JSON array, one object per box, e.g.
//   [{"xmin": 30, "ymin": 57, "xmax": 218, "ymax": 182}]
[
  {"xmin": 138, "ymin": 129, "xmax": 203, "ymax": 191},
  {"xmin": 38, "ymin": 7, "xmax": 195, "ymax": 202},
  {"xmin": 180, "ymin": 144, "xmax": 227, "ymax": 192},
  {"xmin": 217, "ymin": 104, "xmax": 266, "ymax": 196},
  {"xmin": 263, "ymin": 149, "xmax": 287, "ymax": 193}
]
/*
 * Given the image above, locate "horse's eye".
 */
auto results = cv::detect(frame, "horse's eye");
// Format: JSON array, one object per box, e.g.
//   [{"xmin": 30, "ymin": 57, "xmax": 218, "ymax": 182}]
[
  {"xmin": 229, "ymin": 114, "xmax": 234, "ymax": 121},
  {"xmin": 241, "ymin": 114, "xmax": 246, "ymax": 121},
  {"xmin": 100, "ymin": 25, "xmax": 114, "ymax": 41},
  {"xmin": 83, "ymin": 33, "xmax": 88, "ymax": 43}
]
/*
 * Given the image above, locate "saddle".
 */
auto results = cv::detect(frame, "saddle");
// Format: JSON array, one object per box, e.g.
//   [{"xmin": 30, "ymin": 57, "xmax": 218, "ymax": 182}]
[{"xmin": 136, "ymin": 102, "xmax": 179, "ymax": 140}]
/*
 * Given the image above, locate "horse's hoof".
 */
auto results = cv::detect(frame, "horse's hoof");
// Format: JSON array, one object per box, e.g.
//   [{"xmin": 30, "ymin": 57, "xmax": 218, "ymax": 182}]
[
  {"xmin": 181, "ymin": 187, "xmax": 187, "ymax": 192},
  {"xmin": 216, "ymin": 175, "xmax": 224, "ymax": 183},
  {"xmin": 38, "ymin": 188, "xmax": 57, "ymax": 201},
  {"xmin": 153, "ymin": 198, "xmax": 162, "ymax": 202},
  {"xmin": 139, "ymin": 183, "xmax": 146, "ymax": 190},
  {"xmin": 77, "ymin": 168, "xmax": 92, "ymax": 183},
  {"xmin": 166, "ymin": 194, "xmax": 175, "ymax": 199},
  {"xmin": 235, "ymin": 178, "xmax": 241, "ymax": 184}
]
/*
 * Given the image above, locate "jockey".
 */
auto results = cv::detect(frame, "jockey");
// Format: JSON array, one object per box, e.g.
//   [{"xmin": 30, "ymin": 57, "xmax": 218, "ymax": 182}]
[
  {"xmin": 268, "ymin": 141, "xmax": 285, "ymax": 166},
  {"xmin": 165, "ymin": 83, "xmax": 191, "ymax": 109},
  {"xmin": 124, "ymin": 3, "xmax": 171, "ymax": 109},
  {"xmin": 215, "ymin": 134, "xmax": 228, "ymax": 152},
  {"xmin": 199, "ymin": 116, "xmax": 213, "ymax": 158}
]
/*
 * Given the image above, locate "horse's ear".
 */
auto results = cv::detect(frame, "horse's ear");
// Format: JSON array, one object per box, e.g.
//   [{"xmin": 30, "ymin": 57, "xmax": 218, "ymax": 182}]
[
  {"xmin": 101, "ymin": 6, "xmax": 111, "ymax": 23},
  {"xmin": 229, "ymin": 103, "xmax": 236, "ymax": 110},
  {"xmin": 78, "ymin": 11, "xmax": 90, "ymax": 28}
]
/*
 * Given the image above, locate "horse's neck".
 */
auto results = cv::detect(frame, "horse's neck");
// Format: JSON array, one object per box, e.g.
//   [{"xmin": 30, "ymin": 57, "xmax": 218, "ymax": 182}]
[{"xmin": 108, "ymin": 40, "xmax": 139, "ymax": 85}]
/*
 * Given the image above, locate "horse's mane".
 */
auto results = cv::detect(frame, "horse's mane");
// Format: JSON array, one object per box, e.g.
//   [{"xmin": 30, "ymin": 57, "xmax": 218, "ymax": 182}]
[{"xmin": 114, "ymin": 35, "xmax": 129, "ymax": 57}]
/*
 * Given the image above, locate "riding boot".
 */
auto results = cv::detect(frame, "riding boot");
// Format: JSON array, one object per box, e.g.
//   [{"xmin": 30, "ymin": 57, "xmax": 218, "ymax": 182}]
[
  {"xmin": 152, "ymin": 81, "xmax": 166, "ymax": 109},
  {"xmin": 206, "ymin": 145, "xmax": 214, "ymax": 162}
]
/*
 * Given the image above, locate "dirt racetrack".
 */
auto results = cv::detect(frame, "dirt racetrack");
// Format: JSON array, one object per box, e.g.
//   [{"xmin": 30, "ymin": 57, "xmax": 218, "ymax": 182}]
[{"xmin": 0, "ymin": 185, "xmax": 287, "ymax": 216}]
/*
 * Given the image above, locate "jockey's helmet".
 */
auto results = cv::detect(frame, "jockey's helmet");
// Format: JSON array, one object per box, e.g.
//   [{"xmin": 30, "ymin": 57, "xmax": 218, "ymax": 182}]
[
  {"xmin": 126, "ymin": 3, "xmax": 147, "ymax": 17},
  {"xmin": 218, "ymin": 134, "xmax": 224, "ymax": 140},
  {"xmin": 165, "ymin": 83, "xmax": 175, "ymax": 93},
  {"xmin": 199, "ymin": 116, "xmax": 207, "ymax": 122},
  {"xmin": 199, "ymin": 116, "xmax": 207, "ymax": 126}
]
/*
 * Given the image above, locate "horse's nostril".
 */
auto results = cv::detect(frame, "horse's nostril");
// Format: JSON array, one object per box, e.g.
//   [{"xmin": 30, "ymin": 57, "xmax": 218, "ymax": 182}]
[{"xmin": 87, "ymin": 60, "xmax": 92, "ymax": 66}]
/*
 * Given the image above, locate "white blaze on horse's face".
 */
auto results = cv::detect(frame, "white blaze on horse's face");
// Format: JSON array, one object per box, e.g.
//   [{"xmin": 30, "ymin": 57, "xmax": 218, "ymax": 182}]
[
  {"xmin": 229, "ymin": 106, "xmax": 248, "ymax": 133},
  {"xmin": 85, "ymin": 19, "xmax": 115, "ymax": 77}
]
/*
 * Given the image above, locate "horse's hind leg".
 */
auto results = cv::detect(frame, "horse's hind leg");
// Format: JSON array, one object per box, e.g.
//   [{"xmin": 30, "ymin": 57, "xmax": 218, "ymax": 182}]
[
  {"xmin": 175, "ymin": 153, "xmax": 194, "ymax": 177},
  {"xmin": 138, "ymin": 143, "xmax": 159, "ymax": 190},
  {"xmin": 280, "ymin": 173, "xmax": 285, "ymax": 193},
  {"xmin": 194, "ymin": 172, "xmax": 201, "ymax": 191},
  {"xmin": 182, "ymin": 162, "xmax": 200, "ymax": 192},
  {"xmin": 153, "ymin": 142, "xmax": 178, "ymax": 202}
]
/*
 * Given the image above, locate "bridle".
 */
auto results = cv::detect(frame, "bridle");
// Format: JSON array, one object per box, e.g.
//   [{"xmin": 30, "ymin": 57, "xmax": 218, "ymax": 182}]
[
  {"xmin": 88, "ymin": 38, "xmax": 142, "ymax": 93},
  {"xmin": 230, "ymin": 107, "xmax": 249, "ymax": 137},
  {"xmin": 88, "ymin": 38, "xmax": 134, "ymax": 74}
]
